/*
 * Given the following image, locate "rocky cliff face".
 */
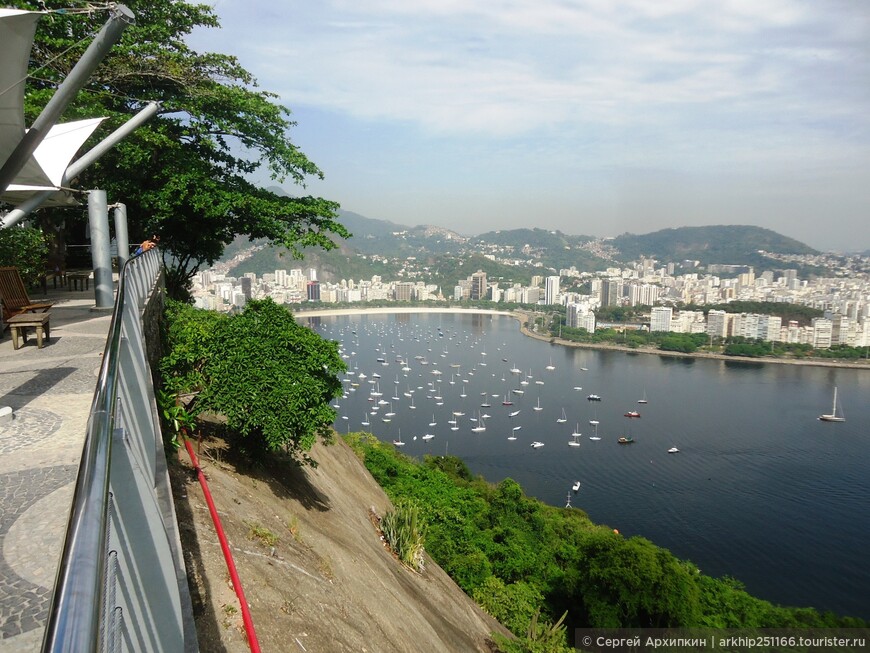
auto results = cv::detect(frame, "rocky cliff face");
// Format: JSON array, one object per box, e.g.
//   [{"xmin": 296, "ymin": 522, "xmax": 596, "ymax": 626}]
[{"xmin": 171, "ymin": 435, "xmax": 508, "ymax": 652}]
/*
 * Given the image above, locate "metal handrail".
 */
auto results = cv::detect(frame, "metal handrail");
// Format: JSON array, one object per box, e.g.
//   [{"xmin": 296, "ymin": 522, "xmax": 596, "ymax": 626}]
[{"xmin": 40, "ymin": 249, "xmax": 191, "ymax": 652}]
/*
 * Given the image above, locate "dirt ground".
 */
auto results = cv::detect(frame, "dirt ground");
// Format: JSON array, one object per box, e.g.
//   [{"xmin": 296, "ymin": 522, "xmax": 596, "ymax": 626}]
[{"xmin": 169, "ymin": 434, "xmax": 509, "ymax": 652}]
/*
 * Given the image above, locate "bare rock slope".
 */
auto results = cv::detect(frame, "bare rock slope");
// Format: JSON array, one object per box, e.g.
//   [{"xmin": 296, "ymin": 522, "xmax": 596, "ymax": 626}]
[{"xmin": 171, "ymin": 436, "xmax": 508, "ymax": 652}]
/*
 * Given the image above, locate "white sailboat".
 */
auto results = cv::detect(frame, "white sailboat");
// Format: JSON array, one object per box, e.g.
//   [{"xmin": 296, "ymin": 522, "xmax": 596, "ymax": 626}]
[
  {"xmin": 533, "ymin": 397, "xmax": 543, "ymax": 412},
  {"xmin": 818, "ymin": 386, "xmax": 846, "ymax": 423},
  {"xmin": 556, "ymin": 408, "xmax": 567, "ymax": 423}
]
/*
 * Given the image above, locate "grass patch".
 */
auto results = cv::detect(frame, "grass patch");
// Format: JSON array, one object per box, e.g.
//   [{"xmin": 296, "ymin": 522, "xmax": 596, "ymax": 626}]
[{"xmin": 246, "ymin": 522, "xmax": 279, "ymax": 548}]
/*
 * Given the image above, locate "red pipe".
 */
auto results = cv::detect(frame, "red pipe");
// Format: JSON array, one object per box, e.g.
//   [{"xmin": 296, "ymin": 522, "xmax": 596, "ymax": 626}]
[{"xmin": 183, "ymin": 437, "xmax": 261, "ymax": 653}]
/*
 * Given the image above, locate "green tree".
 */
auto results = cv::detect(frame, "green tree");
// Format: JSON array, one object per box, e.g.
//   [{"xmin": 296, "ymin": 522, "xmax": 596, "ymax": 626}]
[
  {"xmin": 0, "ymin": 226, "xmax": 48, "ymax": 284},
  {"xmin": 161, "ymin": 298, "xmax": 345, "ymax": 464},
  {"xmin": 17, "ymin": 0, "xmax": 348, "ymax": 299}
]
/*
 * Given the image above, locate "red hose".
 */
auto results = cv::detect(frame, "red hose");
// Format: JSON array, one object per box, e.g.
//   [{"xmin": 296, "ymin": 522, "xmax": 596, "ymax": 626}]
[{"xmin": 183, "ymin": 437, "xmax": 261, "ymax": 653}]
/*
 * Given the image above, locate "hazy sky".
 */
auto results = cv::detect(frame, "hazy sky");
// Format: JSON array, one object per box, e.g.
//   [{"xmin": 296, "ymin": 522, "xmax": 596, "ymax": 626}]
[{"xmin": 190, "ymin": 1, "xmax": 870, "ymax": 252}]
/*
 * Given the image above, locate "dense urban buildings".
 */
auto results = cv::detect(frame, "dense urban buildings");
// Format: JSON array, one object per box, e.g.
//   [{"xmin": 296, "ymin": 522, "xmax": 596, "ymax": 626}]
[{"xmin": 192, "ymin": 257, "xmax": 870, "ymax": 348}]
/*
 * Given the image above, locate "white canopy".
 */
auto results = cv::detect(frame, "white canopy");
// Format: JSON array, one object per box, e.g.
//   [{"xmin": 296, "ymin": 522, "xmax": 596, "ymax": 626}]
[
  {"xmin": 1, "ymin": 117, "xmax": 105, "ymax": 205},
  {"xmin": 0, "ymin": 9, "xmax": 53, "ymax": 190}
]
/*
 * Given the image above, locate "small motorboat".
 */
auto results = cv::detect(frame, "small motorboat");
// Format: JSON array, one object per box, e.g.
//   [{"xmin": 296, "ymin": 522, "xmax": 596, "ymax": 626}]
[
  {"xmin": 668, "ymin": 447, "xmax": 680, "ymax": 453},
  {"xmin": 572, "ymin": 481, "xmax": 581, "ymax": 493},
  {"xmin": 617, "ymin": 436, "xmax": 635, "ymax": 445},
  {"xmin": 530, "ymin": 441, "xmax": 545, "ymax": 448}
]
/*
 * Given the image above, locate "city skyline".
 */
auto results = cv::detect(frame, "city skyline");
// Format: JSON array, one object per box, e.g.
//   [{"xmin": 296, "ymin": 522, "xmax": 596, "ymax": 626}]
[{"xmin": 190, "ymin": 1, "xmax": 870, "ymax": 252}]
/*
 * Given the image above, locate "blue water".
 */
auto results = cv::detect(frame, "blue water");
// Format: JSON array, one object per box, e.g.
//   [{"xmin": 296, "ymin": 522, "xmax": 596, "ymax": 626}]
[{"xmin": 306, "ymin": 312, "xmax": 870, "ymax": 619}]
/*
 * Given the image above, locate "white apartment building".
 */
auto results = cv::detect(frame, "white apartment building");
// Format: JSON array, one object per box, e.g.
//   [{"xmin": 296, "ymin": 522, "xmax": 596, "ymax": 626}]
[
  {"xmin": 626, "ymin": 282, "xmax": 661, "ymax": 306},
  {"xmin": 545, "ymin": 276, "xmax": 560, "ymax": 305},
  {"xmin": 650, "ymin": 306, "xmax": 673, "ymax": 332},
  {"xmin": 811, "ymin": 317, "xmax": 833, "ymax": 348},
  {"xmin": 707, "ymin": 310, "xmax": 729, "ymax": 338},
  {"xmin": 566, "ymin": 303, "xmax": 596, "ymax": 332}
]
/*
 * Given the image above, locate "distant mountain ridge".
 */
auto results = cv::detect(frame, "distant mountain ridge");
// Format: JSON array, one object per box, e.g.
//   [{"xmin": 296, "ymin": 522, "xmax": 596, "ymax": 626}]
[
  {"xmin": 227, "ymin": 196, "xmax": 821, "ymax": 278},
  {"xmin": 611, "ymin": 225, "xmax": 818, "ymax": 264}
]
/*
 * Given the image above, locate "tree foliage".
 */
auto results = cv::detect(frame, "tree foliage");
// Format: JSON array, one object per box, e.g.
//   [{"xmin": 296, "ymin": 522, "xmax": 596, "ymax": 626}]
[
  {"xmin": 344, "ymin": 434, "xmax": 867, "ymax": 647},
  {"xmin": 15, "ymin": 0, "xmax": 348, "ymax": 299},
  {"xmin": 161, "ymin": 298, "xmax": 345, "ymax": 464},
  {"xmin": 0, "ymin": 226, "xmax": 49, "ymax": 284}
]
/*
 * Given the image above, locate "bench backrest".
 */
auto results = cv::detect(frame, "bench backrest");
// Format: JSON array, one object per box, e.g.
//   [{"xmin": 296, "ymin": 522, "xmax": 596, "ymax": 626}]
[{"xmin": 0, "ymin": 266, "xmax": 36, "ymax": 314}]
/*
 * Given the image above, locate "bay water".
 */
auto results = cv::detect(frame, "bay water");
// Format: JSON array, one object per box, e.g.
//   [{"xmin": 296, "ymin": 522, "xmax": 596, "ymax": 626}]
[{"xmin": 306, "ymin": 311, "xmax": 870, "ymax": 619}]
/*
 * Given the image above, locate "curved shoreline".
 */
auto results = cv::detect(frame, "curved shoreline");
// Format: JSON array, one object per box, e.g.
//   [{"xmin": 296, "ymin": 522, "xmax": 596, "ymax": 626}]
[{"xmin": 294, "ymin": 306, "xmax": 870, "ymax": 371}]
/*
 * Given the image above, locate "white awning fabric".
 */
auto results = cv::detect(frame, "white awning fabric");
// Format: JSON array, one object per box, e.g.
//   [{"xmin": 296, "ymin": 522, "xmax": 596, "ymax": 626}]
[
  {"xmin": 0, "ymin": 9, "xmax": 53, "ymax": 189},
  {"xmin": 1, "ymin": 117, "xmax": 105, "ymax": 206},
  {"xmin": 0, "ymin": 10, "xmax": 108, "ymax": 208}
]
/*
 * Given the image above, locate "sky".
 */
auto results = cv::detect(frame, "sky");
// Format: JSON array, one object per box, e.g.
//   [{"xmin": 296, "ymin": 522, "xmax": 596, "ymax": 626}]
[{"xmin": 189, "ymin": 1, "xmax": 870, "ymax": 252}]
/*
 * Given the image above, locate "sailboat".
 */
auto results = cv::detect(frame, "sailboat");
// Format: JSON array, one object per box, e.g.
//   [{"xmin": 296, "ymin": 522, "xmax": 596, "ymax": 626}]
[
  {"xmin": 533, "ymin": 397, "xmax": 543, "ymax": 412},
  {"xmin": 392, "ymin": 429, "xmax": 405, "ymax": 446},
  {"xmin": 637, "ymin": 389, "xmax": 648, "ymax": 404},
  {"xmin": 588, "ymin": 421, "xmax": 601, "ymax": 441},
  {"xmin": 556, "ymin": 408, "xmax": 567, "ymax": 423},
  {"xmin": 569, "ymin": 425, "xmax": 582, "ymax": 447},
  {"xmin": 818, "ymin": 387, "xmax": 846, "ymax": 423}
]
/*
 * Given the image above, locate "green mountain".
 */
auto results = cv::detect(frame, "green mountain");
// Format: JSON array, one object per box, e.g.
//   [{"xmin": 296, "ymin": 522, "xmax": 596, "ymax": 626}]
[
  {"xmin": 611, "ymin": 225, "xmax": 818, "ymax": 268},
  {"xmin": 224, "ymin": 197, "xmax": 828, "ymax": 282}
]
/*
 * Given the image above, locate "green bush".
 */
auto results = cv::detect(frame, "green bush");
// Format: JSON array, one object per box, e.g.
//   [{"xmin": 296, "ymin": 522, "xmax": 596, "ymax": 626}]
[
  {"xmin": 160, "ymin": 298, "xmax": 345, "ymax": 464},
  {"xmin": 0, "ymin": 226, "xmax": 49, "ymax": 284}
]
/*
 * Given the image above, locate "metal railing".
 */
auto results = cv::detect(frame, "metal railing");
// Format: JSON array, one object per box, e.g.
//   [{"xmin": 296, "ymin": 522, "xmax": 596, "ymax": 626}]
[{"xmin": 42, "ymin": 249, "xmax": 197, "ymax": 652}]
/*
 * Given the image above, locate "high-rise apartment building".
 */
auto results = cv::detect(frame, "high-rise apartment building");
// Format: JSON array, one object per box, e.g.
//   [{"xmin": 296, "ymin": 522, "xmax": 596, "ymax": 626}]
[
  {"xmin": 470, "ymin": 271, "xmax": 487, "ymax": 301},
  {"xmin": 600, "ymin": 279, "xmax": 622, "ymax": 306},
  {"xmin": 811, "ymin": 317, "xmax": 832, "ymax": 348},
  {"xmin": 394, "ymin": 281, "xmax": 414, "ymax": 302},
  {"xmin": 650, "ymin": 306, "xmax": 673, "ymax": 332},
  {"xmin": 545, "ymin": 276, "xmax": 560, "ymax": 305},
  {"xmin": 239, "ymin": 276, "xmax": 252, "ymax": 301},
  {"xmin": 306, "ymin": 280, "xmax": 321, "ymax": 302}
]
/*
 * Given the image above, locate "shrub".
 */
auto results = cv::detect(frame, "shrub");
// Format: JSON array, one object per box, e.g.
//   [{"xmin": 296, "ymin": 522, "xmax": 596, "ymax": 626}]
[
  {"xmin": 380, "ymin": 500, "xmax": 427, "ymax": 572},
  {"xmin": 160, "ymin": 298, "xmax": 345, "ymax": 464},
  {"xmin": 0, "ymin": 225, "xmax": 49, "ymax": 284}
]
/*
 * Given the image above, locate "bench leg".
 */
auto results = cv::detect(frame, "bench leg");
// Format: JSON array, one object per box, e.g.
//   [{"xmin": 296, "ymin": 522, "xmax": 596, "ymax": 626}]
[
  {"xmin": 36, "ymin": 325, "xmax": 44, "ymax": 348},
  {"xmin": 11, "ymin": 326, "xmax": 21, "ymax": 350}
]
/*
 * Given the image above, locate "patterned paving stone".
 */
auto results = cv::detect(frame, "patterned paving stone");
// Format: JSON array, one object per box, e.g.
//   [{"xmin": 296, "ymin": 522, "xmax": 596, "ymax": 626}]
[
  {"xmin": 0, "ymin": 465, "xmax": 77, "ymax": 640},
  {"xmin": 0, "ymin": 408, "xmax": 62, "ymax": 456}
]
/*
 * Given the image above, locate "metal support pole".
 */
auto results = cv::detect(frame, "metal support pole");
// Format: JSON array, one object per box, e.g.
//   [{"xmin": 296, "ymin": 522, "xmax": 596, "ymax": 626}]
[
  {"xmin": 88, "ymin": 190, "xmax": 114, "ymax": 309},
  {"xmin": 113, "ymin": 204, "xmax": 129, "ymax": 268},
  {"xmin": 1, "ymin": 102, "xmax": 159, "ymax": 229},
  {"xmin": 0, "ymin": 5, "xmax": 135, "ymax": 193}
]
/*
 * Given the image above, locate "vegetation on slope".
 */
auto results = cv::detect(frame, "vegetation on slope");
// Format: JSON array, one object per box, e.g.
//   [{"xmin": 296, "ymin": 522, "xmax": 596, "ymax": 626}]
[
  {"xmin": 160, "ymin": 298, "xmax": 345, "ymax": 464},
  {"xmin": 346, "ymin": 434, "xmax": 867, "ymax": 649},
  {"xmin": 612, "ymin": 226, "xmax": 818, "ymax": 269}
]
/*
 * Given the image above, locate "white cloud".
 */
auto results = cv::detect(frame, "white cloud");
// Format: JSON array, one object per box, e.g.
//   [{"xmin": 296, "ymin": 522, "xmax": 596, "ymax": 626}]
[{"xmin": 191, "ymin": 0, "xmax": 870, "ymax": 249}]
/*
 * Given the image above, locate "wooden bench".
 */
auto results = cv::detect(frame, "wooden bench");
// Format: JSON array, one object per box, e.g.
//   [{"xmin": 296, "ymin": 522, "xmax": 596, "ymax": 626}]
[
  {"xmin": 66, "ymin": 270, "xmax": 91, "ymax": 291},
  {"xmin": 0, "ymin": 266, "xmax": 54, "ymax": 326},
  {"xmin": 7, "ymin": 312, "xmax": 51, "ymax": 349}
]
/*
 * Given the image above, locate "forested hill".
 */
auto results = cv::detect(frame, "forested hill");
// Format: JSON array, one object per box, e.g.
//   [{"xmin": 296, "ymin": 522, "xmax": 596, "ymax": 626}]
[{"xmin": 611, "ymin": 225, "xmax": 818, "ymax": 267}]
